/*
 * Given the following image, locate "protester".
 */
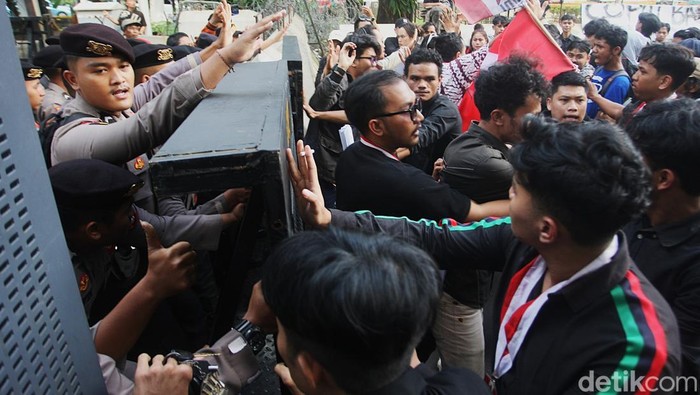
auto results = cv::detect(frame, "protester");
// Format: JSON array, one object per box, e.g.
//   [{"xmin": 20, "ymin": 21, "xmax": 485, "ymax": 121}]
[
  {"xmin": 304, "ymin": 33, "xmax": 381, "ymax": 208},
  {"xmin": 586, "ymin": 24, "xmax": 630, "ymax": 120},
  {"xmin": 655, "ymin": 22, "xmax": 671, "ymax": 43},
  {"xmin": 676, "ymin": 57, "xmax": 700, "ymax": 101},
  {"xmin": 545, "ymin": 71, "xmax": 588, "ymax": 123},
  {"xmin": 399, "ymin": 49, "xmax": 462, "ymax": 175},
  {"xmin": 121, "ymin": 17, "xmax": 143, "ymax": 40},
  {"xmin": 166, "ymin": 32, "xmax": 194, "ymax": 47},
  {"xmin": 582, "ymin": 18, "xmax": 610, "ymax": 67},
  {"xmin": 557, "ymin": 14, "xmax": 579, "ymax": 53},
  {"xmin": 566, "ymin": 39, "xmax": 594, "ymax": 79},
  {"xmin": 287, "ymin": 116, "xmax": 681, "ymax": 395},
  {"xmin": 253, "ymin": 229, "xmax": 491, "ymax": 394},
  {"xmin": 588, "ymin": 44, "xmax": 695, "ymax": 124},
  {"xmin": 624, "ymin": 99, "xmax": 700, "ymax": 392},
  {"xmin": 103, "ymin": 0, "xmax": 147, "ymax": 34},
  {"xmin": 385, "ymin": 18, "xmax": 410, "ymax": 56},
  {"xmin": 438, "ymin": 56, "xmax": 546, "ymax": 375},
  {"xmin": 491, "ymin": 15, "xmax": 508, "ymax": 38},
  {"xmin": 468, "ymin": 29, "xmax": 488, "ymax": 53}
]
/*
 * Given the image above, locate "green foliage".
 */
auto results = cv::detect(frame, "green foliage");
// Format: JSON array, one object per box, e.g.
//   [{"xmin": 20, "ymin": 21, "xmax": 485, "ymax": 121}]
[
  {"xmin": 152, "ymin": 20, "xmax": 177, "ymax": 35},
  {"xmin": 387, "ymin": 0, "xmax": 417, "ymax": 18}
]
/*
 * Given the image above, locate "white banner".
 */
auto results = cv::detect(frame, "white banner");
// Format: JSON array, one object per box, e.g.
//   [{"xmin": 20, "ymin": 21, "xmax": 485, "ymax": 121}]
[{"xmin": 581, "ymin": 4, "xmax": 700, "ymax": 36}]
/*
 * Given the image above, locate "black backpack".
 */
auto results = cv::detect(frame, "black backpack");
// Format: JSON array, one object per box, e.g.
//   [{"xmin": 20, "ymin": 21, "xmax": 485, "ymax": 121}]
[{"xmin": 38, "ymin": 111, "xmax": 91, "ymax": 167}]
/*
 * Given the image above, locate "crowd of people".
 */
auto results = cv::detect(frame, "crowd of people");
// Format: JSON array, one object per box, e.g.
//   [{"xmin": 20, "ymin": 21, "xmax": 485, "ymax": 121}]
[{"xmin": 12, "ymin": 0, "xmax": 700, "ymax": 392}]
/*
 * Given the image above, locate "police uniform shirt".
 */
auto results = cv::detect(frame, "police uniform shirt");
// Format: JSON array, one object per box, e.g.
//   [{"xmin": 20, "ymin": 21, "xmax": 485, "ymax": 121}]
[{"xmin": 39, "ymin": 81, "xmax": 71, "ymax": 123}]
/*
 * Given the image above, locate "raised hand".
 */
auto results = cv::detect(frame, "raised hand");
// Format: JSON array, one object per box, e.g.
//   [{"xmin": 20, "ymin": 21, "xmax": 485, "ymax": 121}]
[
  {"xmin": 337, "ymin": 42, "xmax": 357, "ymax": 71},
  {"xmin": 285, "ymin": 140, "xmax": 332, "ymax": 229}
]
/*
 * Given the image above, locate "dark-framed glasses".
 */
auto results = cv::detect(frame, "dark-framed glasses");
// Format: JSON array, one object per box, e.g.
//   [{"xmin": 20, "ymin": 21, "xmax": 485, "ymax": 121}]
[
  {"xmin": 357, "ymin": 55, "xmax": 378, "ymax": 65},
  {"xmin": 375, "ymin": 99, "xmax": 422, "ymax": 122}
]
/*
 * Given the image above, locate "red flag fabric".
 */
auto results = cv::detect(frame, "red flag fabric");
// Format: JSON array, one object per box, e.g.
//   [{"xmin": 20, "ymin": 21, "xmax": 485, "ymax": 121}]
[
  {"xmin": 482, "ymin": 9, "xmax": 575, "ymax": 80},
  {"xmin": 456, "ymin": 0, "xmax": 526, "ymax": 24},
  {"xmin": 458, "ymin": 9, "xmax": 575, "ymax": 127}
]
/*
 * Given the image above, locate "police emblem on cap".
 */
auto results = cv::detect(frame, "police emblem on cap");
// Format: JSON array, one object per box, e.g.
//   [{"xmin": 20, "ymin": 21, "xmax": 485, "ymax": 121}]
[
  {"xmin": 86, "ymin": 40, "xmax": 113, "ymax": 56},
  {"xmin": 79, "ymin": 273, "xmax": 90, "ymax": 292},
  {"xmin": 26, "ymin": 68, "xmax": 42, "ymax": 79},
  {"xmin": 157, "ymin": 48, "xmax": 173, "ymax": 61}
]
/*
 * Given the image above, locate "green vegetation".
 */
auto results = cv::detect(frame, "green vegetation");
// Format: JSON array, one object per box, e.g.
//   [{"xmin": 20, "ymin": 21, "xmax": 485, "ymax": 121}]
[{"xmin": 152, "ymin": 20, "xmax": 177, "ymax": 36}]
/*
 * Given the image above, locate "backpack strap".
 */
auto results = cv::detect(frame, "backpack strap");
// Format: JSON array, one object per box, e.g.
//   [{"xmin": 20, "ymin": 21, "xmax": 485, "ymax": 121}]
[
  {"xmin": 599, "ymin": 70, "xmax": 630, "ymax": 97},
  {"xmin": 39, "ymin": 111, "xmax": 93, "ymax": 167}
]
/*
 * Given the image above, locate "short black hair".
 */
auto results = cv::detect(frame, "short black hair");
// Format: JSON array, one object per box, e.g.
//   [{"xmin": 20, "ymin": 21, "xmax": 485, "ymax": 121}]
[
  {"xmin": 567, "ymin": 39, "xmax": 591, "ymax": 54},
  {"xmin": 398, "ymin": 22, "xmax": 417, "ymax": 38},
  {"xmin": 638, "ymin": 12, "xmax": 662, "ymax": 37},
  {"xmin": 354, "ymin": 14, "xmax": 373, "ymax": 32},
  {"xmin": 431, "ymin": 32, "xmax": 464, "ymax": 62},
  {"xmin": 560, "ymin": 14, "xmax": 575, "ymax": 22},
  {"xmin": 510, "ymin": 117, "xmax": 650, "ymax": 246},
  {"xmin": 583, "ymin": 18, "xmax": 610, "ymax": 38},
  {"xmin": 345, "ymin": 70, "xmax": 404, "ymax": 135},
  {"xmin": 626, "ymin": 99, "xmax": 700, "ymax": 196},
  {"xmin": 343, "ymin": 33, "xmax": 381, "ymax": 58},
  {"xmin": 594, "ymin": 24, "xmax": 628, "ymax": 51},
  {"xmin": 421, "ymin": 22, "xmax": 436, "ymax": 33},
  {"xmin": 404, "ymin": 48, "xmax": 443, "ymax": 77},
  {"xmin": 658, "ymin": 22, "xmax": 671, "ymax": 32},
  {"xmin": 673, "ymin": 27, "xmax": 700, "ymax": 40},
  {"xmin": 638, "ymin": 44, "xmax": 695, "ymax": 89},
  {"xmin": 262, "ymin": 229, "xmax": 441, "ymax": 393},
  {"xmin": 492, "ymin": 15, "xmax": 509, "ymax": 26},
  {"xmin": 166, "ymin": 32, "xmax": 190, "ymax": 47},
  {"xmin": 474, "ymin": 56, "xmax": 548, "ymax": 120},
  {"xmin": 550, "ymin": 71, "xmax": 587, "ymax": 97}
]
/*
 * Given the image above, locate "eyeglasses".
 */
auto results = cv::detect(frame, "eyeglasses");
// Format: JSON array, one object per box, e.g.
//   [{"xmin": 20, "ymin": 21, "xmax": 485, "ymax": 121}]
[
  {"xmin": 357, "ymin": 55, "xmax": 378, "ymax": 65},
  {"xmin": 375, "ymin": 99, "xmax": 422, "ymax": 122}
]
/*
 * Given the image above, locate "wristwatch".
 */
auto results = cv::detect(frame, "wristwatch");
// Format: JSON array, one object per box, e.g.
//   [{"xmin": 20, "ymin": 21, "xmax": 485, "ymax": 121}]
[
  {"xmin": 331, "ymin": 64, "xmax": 346, "ymax": 77},
  {"xmin": 234, "ymin": 319, "xmax": 266, "ymax": 355}
]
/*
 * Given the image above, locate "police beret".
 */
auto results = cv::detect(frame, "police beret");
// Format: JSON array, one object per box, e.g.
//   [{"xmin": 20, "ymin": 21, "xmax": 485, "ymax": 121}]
[
  {"xmin": 45, "ymin": 35, "xmax": 60, "ymax": 45},
  {"xmin": 133, "ymin": 44, "xmax": 174, "ymax": 69},
  {"xmin": 196, "ymin": 33, "xmax": 217, "ymax": 49},
  {"xmin": 49, "ymin": 159, "xmax": 144, "ymax": 210},
  {"xmin": 120, "ymin": 16, "xmax": 142, "ymax": 31},
  {"xmin": 171, "ymin": 44, "xmax": 201, "ymax": 61},
  {"xmin": 21, "ymin": 61, "xmax": 43, "ymax": 80},
  {"xmin": 60, "ymin": 23, "xmax": 135, "ymax": 64},
  {"xmin": 33, "ymin": 45, "xmax": 64, "ymax": 69}
]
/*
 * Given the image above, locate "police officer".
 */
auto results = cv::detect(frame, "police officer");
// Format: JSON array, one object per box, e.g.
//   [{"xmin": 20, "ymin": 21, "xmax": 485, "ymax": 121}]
[
  {"xmin": 21, "ymin": 61, "xmax": 45, "ymax": 128},
  {"xmin": 49, "ymin": 158, "xmax": 196, "ymax": 362},
  {"xmin": 49, "ymin": 8, "xmax": 285, "ymax": 248},
  {"xmin": 32, "ymin": 45, "xmax": 72, "ymax": 122},
  {"xmin": 132, "ymin": 44, "xmax": 174, "ymax": 85}
]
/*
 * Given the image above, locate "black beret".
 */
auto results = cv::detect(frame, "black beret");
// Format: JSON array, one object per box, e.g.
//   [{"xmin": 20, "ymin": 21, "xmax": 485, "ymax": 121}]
[
  {"xmin": 49, "ymin": 159, "xmax": 144, "ymax": 210},
  {"xmin": 171, "ymin": 44, "xmax": 201, "ymax": 61},
  {"xmin": 33, "ymin": 45, "xmax": 64, "ymax": 69},
  {"xmin": 21, "ymin": 61, "xmax": 43, "ymax": 80},
  {"xmin": 196, "ymin": 33, "xmax": 217, "ymax": 49},
  {"xmin": 133, "ymin": 44, "xmax": 174, "ymax": 69},
  {"xmin": 45, "ymin": 35, "xmax": 60, "ymax": 45},
  {"xmin": 60, "ymin": 23, "xmax": 135, "ymax": 64}
]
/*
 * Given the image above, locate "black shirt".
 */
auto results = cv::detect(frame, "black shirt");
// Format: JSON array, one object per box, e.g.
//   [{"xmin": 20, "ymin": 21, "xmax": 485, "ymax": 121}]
[
  {"xmin": 365, "ymin": 365, "xmax": 490, "ymax": 394},
  {"xmin": 624, "ymin": 213, "xmax": 700, "ymax": 383},
  {"xmin": 403, "ymin": 93, "xmax": 462, "ymax": 175}
]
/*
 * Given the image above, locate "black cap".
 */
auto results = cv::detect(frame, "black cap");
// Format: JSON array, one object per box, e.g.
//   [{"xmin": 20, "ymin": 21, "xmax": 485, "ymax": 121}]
[
  {"xmin": 133, "ymin": 44, "xmax": 174, "ymax": 69},
  {"xmin": 171, "ymin": 44, "xmax": 201, "ymax": 61},
  {"xmin": 49, "ymin": 159, "xmax": 144, "ymax": 210},
  {"xmin": 21, "ymin": 61, "xmax": 43, "ymax": 80},
  {"xmin": 45, "ymin": 35, "xmax": 60, "ymax": 45},
  {"xmin": 60, "ymin": 23, "xmax": 135, "ymax": 64},
  {"xmin": 120, "ymin": 16, "xmax": 142, "ymax": 31},
  {"xmin": 33, "ymin": 45, "xmax": 64, "ymax": 69}
]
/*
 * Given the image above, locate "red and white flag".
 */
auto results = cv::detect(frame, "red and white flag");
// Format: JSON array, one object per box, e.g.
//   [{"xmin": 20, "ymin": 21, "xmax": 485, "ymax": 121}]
[
  {"xmin": 456, "ymin": 0, "xmax": 526, "ymax": 24},
  {"xmin": 458, "ymin": 9, "xmax": 575, "ymax": 126},
  {"xmin": 482, "ymin": 8, "xmax": 574, "ymax": 79}
]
